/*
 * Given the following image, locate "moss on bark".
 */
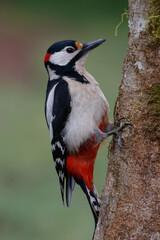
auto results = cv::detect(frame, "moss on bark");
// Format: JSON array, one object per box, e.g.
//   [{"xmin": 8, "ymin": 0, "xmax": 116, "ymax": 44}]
[{"xmin": 147, "ymin": 0, "xmax": 160, "ymax": 42}]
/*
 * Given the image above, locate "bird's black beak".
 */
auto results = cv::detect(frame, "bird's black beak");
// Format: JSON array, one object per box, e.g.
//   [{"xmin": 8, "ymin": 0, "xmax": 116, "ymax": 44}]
[
  {"xmin": 82, "ymin": 39, "xmax": 106, "ymax": 55},
  {"xmin": 70, "ymin": 38, "xmax": 107, "ymax": 65}
]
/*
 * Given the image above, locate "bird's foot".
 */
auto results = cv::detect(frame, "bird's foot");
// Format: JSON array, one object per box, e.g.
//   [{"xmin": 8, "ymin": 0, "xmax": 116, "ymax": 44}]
[{"xmin": 103, "ymin": 118, "xmax": 133, "ymax": 149}]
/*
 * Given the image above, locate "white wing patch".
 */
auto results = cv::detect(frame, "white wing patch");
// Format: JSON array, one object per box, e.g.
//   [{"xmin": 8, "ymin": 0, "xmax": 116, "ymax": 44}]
[
  {"xmin": 46, "ymin": 83, "xmax": 58, "ymax": 126},
  {"xmin": 49, "ymin": 115, "xmax": 56, "ymax": 142}
]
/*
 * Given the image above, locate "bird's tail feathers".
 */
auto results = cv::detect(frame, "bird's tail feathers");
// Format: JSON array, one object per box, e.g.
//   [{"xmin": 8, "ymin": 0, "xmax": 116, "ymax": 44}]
[
  {"xmin": 74, "ymin": 178, "xmax": 101, "ymax": 226},
  {"xmin": 66, "ymin": 175, "xmax": 75, "ymax": 207}
]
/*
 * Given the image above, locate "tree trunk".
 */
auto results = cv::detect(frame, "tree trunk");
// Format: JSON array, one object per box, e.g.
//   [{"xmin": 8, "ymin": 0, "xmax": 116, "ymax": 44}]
[{"xmin": 94, "ymin": 0, "xmax": 160, "ymax": 239}]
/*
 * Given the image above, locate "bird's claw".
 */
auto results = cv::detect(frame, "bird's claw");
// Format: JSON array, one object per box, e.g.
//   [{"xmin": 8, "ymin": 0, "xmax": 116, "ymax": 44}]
[{"xmin": 113, "ymin": 118, "xmax": 133, "ymax": 149}]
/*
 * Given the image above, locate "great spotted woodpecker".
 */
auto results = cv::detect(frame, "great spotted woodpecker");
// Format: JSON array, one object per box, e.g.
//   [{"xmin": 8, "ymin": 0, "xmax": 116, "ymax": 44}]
[{"xmin": 44, "ymin": 39, "xmax": 130, "ymax": 227}]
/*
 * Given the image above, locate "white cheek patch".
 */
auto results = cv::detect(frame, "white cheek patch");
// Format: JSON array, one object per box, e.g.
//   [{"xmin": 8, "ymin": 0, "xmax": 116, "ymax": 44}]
[{"xmin": 49, "ymin": 47, "xmax": 80, "ymax": 66}]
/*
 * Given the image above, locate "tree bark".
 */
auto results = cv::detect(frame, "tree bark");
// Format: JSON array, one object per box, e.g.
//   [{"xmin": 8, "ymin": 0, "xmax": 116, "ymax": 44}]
[{"xmin": 94, "ymin": 0, "xmax": 160, "ymax": 239}]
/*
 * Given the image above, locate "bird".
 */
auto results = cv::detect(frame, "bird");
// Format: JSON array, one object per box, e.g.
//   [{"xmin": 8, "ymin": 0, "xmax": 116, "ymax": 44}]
[{"xmin": 44, "ymin": 39, "xmax": 130, "ymax": 228}]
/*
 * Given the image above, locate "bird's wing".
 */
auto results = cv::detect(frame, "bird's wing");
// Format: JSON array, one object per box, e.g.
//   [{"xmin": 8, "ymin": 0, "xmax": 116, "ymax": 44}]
[{"xmin": 47, "ymin": 79, "xmax": 72, "ymax": 204}]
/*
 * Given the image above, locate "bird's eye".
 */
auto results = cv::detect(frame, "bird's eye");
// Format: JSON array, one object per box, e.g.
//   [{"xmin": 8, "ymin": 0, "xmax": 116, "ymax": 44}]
[{"xmin": 66, "ymin": 47, "xmax": 74, "ymax": 53}]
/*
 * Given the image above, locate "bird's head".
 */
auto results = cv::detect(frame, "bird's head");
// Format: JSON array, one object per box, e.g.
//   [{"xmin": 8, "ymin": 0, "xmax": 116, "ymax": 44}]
[{"xmin": 44, "ymin": 39, "xmax": 106, "ymax": 80}]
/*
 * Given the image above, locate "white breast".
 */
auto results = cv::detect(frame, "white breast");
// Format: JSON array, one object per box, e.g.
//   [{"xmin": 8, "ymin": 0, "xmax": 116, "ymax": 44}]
[{"xmin": 63, "ymin": 76, "xmax": 109, "ymax": 152}]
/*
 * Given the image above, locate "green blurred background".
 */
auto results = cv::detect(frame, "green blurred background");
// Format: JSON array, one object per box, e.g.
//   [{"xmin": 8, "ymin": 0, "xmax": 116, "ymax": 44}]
[{"xmin": 0, "ymin": 1, "xmax": 128, "ymax": 239}]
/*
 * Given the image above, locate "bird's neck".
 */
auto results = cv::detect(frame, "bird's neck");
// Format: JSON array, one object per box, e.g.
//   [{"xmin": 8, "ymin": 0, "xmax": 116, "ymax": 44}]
[
  {"xmin": 47, "ymin": 61, "xmax": 98, "ymax": 86},
  {"xmin": 75, "ymin": 60, "xmax": 98, "ymax": 86},
  {"xmin": 47, "ymin": 65, "xmax": 60, "ymax": 80}
]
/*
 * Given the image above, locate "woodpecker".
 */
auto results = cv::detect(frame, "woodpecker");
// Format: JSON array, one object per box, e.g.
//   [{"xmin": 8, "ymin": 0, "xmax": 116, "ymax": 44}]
[{"xmin": 44, "ymin": 39, "xmax": 130, "ymax": 227}]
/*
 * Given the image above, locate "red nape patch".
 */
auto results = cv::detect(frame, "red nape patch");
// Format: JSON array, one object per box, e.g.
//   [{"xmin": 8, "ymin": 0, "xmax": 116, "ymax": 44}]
[
  {"xmin": 44, "ymin": 53, "xmax": 51, "ymax": 63},
  {"xmin": 66, "ymin": 144, "xmax": 100, "ymax": 190}
]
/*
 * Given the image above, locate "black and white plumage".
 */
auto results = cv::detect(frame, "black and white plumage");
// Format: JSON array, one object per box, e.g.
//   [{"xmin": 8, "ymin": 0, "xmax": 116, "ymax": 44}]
[
  {"xmin": 44, "ymin": 39, "xmax": 110, "ymax": 220},
  {"xmin": 45, "ymin": 78, "xmax": 72, "ymax": 203},
  {"xmin": 44, "ymin": 39, "xmax": 130, "ymax": 232}
]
